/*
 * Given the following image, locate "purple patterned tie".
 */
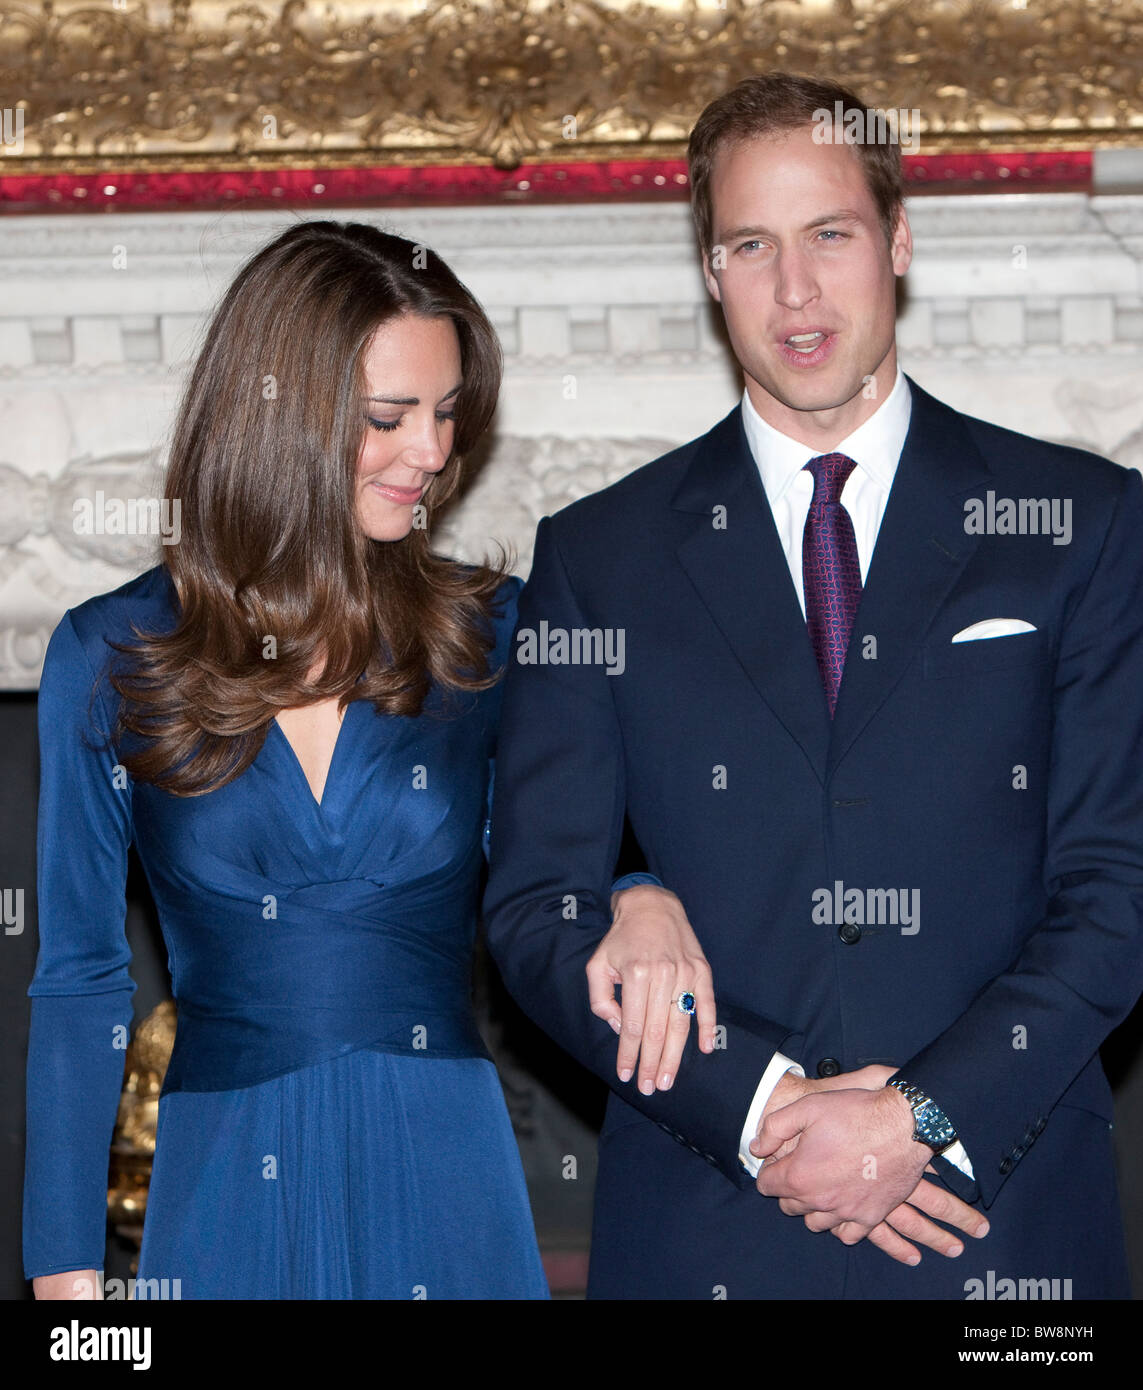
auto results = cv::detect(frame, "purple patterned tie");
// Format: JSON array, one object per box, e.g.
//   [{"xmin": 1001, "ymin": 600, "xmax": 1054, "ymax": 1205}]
[{"xmin": 803, "ymin": 452, "xmax": 862, "ymax": 716}]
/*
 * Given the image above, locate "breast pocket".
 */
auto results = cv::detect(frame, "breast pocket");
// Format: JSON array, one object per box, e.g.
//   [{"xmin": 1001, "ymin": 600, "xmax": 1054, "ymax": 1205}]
[{"xmin": 923, "ymin": 627, "xmax": 1053, "ymax": 679}]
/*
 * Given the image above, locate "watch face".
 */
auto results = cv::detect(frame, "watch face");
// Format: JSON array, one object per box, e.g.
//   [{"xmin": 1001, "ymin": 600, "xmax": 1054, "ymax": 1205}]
[{"xmin": 915, "ymin": 1100, "xmax": 956, "ymax": 1149}]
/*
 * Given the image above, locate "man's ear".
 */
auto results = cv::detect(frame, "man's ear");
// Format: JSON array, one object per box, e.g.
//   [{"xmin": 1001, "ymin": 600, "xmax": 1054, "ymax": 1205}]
[
  {"xmin": 890, "ymin": 205, "xmax": 913, "ymax": 278},
  {"xmin": 702, "ymin": 248, "xmax": 723, "ymax": 303}
]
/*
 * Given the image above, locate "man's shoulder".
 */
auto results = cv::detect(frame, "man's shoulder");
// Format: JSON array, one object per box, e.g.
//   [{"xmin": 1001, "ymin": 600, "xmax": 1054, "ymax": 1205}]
[
  {"xmin": 917, "ymin": 379, "xmax": 1131, "ymax": 499},
  {"xmin": 547, "ymin": 414, "xmax": 732, "ymax": 537},
  {"xmin": 967, "ymin": 416, "xmax": 1126, "ymax": 490}
]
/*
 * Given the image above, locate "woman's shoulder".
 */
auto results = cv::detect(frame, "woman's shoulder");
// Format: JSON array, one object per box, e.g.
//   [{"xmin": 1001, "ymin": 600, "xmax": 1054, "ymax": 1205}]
[
  {"xmin": 44, "ymin": 565, "xmax": 177, "ymax": 681},
  {"xmin": 486, "ymin": 573, "xmax": 523, "ymax": 656},
  {"xmin": 441, "ymin": 563, "xmax": 521, "ymax": 683},
  {"xmin": 445, "ymin": 559, "xmax": 521, "ymax": 640},
  {"xmin": 490, "ymin": 572, "xmax": 524, "ymax": 614}
]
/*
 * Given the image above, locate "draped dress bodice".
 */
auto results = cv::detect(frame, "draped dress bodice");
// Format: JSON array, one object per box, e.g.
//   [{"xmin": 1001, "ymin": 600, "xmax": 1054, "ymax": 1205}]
[{"xmin": 22, "ymin": 564, "xmax": 539, "ymax": 1294}]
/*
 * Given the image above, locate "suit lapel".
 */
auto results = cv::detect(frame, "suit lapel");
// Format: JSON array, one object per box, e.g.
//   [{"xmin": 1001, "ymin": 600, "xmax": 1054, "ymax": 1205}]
[
  {"xmin": 671, "ymin": 381, "xmax": 996, "ymax": 785},
  {"xmin": 826, "ymin": 378, "xmax": 994, "ymax": 773},
  {"xmin": 673, "ymin": 407, "xmax": 831, "ymax": 784}
]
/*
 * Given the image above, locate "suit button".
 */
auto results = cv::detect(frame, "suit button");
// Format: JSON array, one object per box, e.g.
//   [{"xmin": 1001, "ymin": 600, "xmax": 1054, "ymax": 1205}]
[
  {"xmin": 838, "ymin": 923, "xmax": 862, "ymax": 945},
  {"xmin": 999, "ymin": 1156, "xmax": 1013, "ymax": 1174},
  {"xmin": 817, "ymin": 1057, "xmax": 841, "ymax": 1078}
]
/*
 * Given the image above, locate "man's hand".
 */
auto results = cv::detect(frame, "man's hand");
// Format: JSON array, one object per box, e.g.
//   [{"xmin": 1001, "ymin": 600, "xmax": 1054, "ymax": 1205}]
[
  {"xmin": 586, "ymin": 884, "xmax": 716, "ymax": 1095},
  {"xmin": 754, "ymin": 1066, "xmax": 988, "ymax": 1265},
  {"xmin": 755, "ymin": 1082, "xmax": 930, "ymax": 1232}
]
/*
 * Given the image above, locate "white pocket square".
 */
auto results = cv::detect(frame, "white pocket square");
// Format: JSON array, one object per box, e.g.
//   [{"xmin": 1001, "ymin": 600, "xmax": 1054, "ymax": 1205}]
[{"xmin": 951, "ymin": 619, "xmax": 1038, "ymax": 643}]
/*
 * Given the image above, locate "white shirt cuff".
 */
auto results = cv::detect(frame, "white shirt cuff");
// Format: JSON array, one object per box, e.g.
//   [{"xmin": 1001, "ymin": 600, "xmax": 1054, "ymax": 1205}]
[
  {"xmin": 739, "ymin": 1051, "xmax": 805, "ymax": 1179},
  {"xmin": 939, "ymin": 1138, "xmax": 975, "ymax": 1180}
]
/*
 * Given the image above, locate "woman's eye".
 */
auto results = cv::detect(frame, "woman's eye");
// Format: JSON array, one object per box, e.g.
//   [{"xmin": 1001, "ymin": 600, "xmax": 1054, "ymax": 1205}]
[{"xmin": 367, "ymin": 412, "xmax": 455, "ymax": 432}]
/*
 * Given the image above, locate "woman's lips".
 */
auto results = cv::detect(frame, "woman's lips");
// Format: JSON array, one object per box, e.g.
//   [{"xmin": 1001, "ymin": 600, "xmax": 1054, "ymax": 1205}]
[
  {"xmin": 776, "ymin": 331, "xmax": 837, "ymax": 368},
  {"xmin": 370, "ymin": 481, "xmax": 424, "ymax": 504}
]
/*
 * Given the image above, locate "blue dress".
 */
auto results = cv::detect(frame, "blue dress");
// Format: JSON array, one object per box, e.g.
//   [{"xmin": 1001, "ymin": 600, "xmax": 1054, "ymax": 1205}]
[{"xmin": 23, "ymin": 565, "xmax": 549, "ymax": 1300}]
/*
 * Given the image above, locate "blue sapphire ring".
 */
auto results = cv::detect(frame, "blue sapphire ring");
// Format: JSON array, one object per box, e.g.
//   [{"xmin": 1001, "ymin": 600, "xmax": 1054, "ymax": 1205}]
[{"xmin": 676, "ymin": 991, "xmax": 696, "ymax": 1015}]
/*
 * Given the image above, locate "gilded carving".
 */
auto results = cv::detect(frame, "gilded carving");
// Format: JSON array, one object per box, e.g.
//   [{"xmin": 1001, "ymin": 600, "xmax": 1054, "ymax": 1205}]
[{"xmin": 2, "ymin": 0, "xmax": 1139, "ymax": 174}]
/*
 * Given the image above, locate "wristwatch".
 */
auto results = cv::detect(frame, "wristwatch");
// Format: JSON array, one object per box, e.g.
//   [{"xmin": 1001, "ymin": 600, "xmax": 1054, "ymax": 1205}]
[{"xmin": 886, "ymin": 1079, "xmax": 958, "ymax": 1153}]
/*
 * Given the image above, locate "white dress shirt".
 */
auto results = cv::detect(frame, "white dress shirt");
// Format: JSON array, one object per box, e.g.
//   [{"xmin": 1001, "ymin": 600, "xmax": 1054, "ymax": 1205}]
[{"xmin": 733, "ymin": 368, "xmax": 974, "ymax": 1182}]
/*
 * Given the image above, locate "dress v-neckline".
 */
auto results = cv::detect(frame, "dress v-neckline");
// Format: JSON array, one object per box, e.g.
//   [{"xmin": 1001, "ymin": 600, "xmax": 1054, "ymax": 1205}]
[{"xmin": 271, "ymin": 701, "xmax": 353, "ymax": 811}]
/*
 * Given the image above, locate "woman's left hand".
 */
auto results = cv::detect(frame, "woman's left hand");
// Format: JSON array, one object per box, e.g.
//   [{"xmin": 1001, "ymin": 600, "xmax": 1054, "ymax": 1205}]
[{"xmin": 586, "ymin": 884, "xmax": 716, "ymax": 1095}]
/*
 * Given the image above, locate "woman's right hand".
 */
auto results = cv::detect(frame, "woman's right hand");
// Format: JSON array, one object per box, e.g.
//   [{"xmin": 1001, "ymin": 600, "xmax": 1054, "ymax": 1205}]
[
  {"xmin": 33, "ymin": 1270, "xmax": 101, "ymax": 1299},
  {"xmin": 587, "ymin": 883, "xmax": 716, "ymax": 1094}
]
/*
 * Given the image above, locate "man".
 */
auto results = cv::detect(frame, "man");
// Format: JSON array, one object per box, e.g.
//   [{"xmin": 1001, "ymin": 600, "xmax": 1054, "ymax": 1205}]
[{"xmin": 483, "ymin": 72, "xmax": 1143, "ymax": 1299}]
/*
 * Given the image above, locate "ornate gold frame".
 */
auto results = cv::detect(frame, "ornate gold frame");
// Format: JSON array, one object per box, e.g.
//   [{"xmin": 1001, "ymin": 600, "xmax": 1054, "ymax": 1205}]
[{"xmin": 2, "ymin": 0, "xmax": 1140, "ymax": 175}]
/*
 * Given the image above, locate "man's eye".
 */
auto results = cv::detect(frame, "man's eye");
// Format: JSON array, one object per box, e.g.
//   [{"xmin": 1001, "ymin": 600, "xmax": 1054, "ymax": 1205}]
[{"xmin": 818, "ymin": 230, "xmax": 847, "ymax": 242}]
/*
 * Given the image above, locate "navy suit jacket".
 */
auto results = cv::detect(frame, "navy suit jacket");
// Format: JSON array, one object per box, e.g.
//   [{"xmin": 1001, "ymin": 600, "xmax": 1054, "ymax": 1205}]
[{"xmin": 483, "ymin": 377, "xmax": 1143, "ymax": 1299}]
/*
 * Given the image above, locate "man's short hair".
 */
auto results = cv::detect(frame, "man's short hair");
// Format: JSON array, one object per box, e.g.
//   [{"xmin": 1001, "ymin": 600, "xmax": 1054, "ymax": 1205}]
[{"xmin": 687, "ymin": 72, "xmax": 905, "ymax": 259}]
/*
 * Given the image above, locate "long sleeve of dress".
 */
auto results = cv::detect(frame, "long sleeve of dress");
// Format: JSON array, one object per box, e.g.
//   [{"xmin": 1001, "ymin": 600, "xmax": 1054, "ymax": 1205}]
[{"xmin": 23, "ymin": 610, "xmax": 136, "ymax": 1279}]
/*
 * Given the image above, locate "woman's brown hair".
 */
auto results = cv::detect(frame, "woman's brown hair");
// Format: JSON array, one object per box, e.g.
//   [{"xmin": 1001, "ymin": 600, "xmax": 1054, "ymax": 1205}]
[
  {"xmin": 688, "ymin": 72, "xmax": 905, "ymax": 259},
  {"xmin": 110, "ymin": 219, "xmax": 510, "ymax": 795}
]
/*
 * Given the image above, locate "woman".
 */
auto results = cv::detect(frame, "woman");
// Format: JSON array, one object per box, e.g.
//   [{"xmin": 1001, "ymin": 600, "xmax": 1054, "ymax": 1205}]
[{"xmin": 23, "ymin": 221, "xmax": 708, "ymax": 1300}]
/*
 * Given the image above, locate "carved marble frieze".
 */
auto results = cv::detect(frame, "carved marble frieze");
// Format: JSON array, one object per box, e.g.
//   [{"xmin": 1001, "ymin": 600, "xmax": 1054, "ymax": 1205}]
[{"xmin": 0, "ymin": 194, "xmax": 1140, "ymax": 687}]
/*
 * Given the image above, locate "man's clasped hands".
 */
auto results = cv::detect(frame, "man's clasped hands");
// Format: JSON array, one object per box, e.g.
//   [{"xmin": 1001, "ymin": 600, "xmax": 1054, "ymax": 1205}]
[{"xmin": 586, "ymin": 884, "xmax": 989, "ymax": 1267}]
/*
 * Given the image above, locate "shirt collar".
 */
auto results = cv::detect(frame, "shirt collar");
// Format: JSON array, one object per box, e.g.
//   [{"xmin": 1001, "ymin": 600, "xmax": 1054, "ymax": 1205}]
[{"xmin": 741, "ymin": 366, "xmax": 912, "ymax": 503}]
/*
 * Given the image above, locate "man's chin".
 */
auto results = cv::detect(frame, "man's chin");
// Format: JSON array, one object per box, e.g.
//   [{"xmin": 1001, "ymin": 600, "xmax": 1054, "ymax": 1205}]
[{"xmin": 751, "ymin": 366, "xmax": 874, "ymax": 418}]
